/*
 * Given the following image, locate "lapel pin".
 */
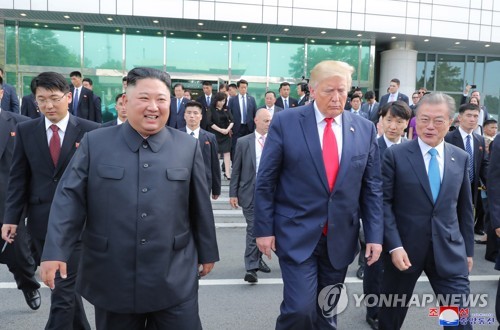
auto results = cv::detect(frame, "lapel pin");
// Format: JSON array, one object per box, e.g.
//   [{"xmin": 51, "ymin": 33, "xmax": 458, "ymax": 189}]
[
  {"xmin": 205, "ymin": 141, "xmax": 210, "ymax": 145},
  {"xmin": 350, "ymin": 127, "xmax": 355, "ymax": 132},
  {"xmin": 10, "ymin": 132, "xmax": 16, "ymax": 137},
  {"xmin": 479, "ymin": 146, "xmax": 483, "ymax": 151},
  {"xmin": 75, "ymin": 142, "xmax": 80, "ymax": 148},
  {"xmin": 451, "ymin": 157, "xmax": 455, "ymax": 161}
]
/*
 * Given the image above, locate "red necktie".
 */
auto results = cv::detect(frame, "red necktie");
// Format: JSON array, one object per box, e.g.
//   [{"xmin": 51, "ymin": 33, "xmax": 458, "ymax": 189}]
[
  {"xmin": 322, "ymin": 118, "xmax": 339, "ymax": 235},
  {"xmin": 49, "ymin": 124, "xmax": 61, "ymax": 166}
]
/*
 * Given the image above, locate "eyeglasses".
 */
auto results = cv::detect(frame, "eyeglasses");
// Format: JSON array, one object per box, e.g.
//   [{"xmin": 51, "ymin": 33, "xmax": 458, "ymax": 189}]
[
  {"xmin": 417, "ymin": 116, "xmax": 447, "ymax": 127},
  {"xmin": 36, "ymin": 93, "xmax": 68, "ymax": 107}
]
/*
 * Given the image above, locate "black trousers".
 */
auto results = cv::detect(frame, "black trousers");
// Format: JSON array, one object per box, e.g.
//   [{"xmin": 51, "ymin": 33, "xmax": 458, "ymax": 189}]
[
  {"xmin": 0, "ymin": 218, "xmax": 39, "ymax": 293},
  {"xmin": 94, "ymin": 292, "xmax": 202, "ymax": 330},
  {"xmin": 33, "ymin": 239, "xmax": 90, "ymax": 330}
]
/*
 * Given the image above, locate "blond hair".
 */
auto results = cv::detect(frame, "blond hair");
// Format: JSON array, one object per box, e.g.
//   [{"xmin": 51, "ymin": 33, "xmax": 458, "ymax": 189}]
[{"xmin": 309, "ymin": 60, "xmax": 354, "ymax": 89}]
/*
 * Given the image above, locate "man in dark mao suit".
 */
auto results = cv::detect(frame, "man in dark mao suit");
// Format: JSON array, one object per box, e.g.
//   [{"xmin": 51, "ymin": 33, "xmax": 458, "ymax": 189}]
[
  {"xmin": 2, "ymin": 72, "xmax": 98, "ymax": 329},
  {"xmin": 379, "ymin": 93, "xmax": 474, "ymax": 330},
  {"xmin": 39, "ymin": 68, "xmax": 219, "ymax": 330}
]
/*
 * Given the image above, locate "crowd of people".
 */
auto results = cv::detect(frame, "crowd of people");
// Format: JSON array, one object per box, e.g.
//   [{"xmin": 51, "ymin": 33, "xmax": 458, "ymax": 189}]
[{"xmin": 0, "ymin": 62, "xmax": 499, "ymax": 330}]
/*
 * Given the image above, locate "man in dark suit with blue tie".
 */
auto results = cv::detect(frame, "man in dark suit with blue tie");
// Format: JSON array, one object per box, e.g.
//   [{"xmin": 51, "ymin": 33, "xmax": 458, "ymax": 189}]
[
  {"xmin": 445, "ymin": 103, "xmax": 488, "ymax": 237},
  {"xmin": 196, "ymin": 81, "xmax": 214, "ymax": 130},
  {"xmin": 275, "ymin": 82, "xmax": 298, "ymax": 109},
  {"xmin": 2, "ymin": 72, "xmax": 99, "ymax": 330},
  {"xmin": 181, "ymin": 101, "xmax": 221, "ymax": 199},
  {"xmin": 379, "ymin": 93, "xmax": 474, "ymax": 330},
  {"xmin": 361, "ymin": 91, "xmax": 380, "ymax": 125},
  {"xmin": 228, "ymin": 79, "xmax": 257, "ymax": 160},
  {"xmin": 69, "ymin": 71, "xmax": 102, "ymax": 123},
  {"xmin": 0, "ymin": 69, "xmax": 20, "ymax": 113},
  {"xmin": 168, "ymin": 83, "xmax": 188, "ymax": 129},
  {"xmin": 254, "ymin": 60, "xmax": 383, "ymax": 329},
  {"xmin": 378, "ymin": 78, "xmax": 409, "ymax": 109}
]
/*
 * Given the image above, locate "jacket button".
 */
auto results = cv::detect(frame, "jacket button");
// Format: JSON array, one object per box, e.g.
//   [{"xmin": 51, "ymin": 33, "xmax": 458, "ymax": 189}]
[
  {"xmin": 141, "ymin": 213, "xmax": 147, "ymax": 218},
  {"xmin": 142, "ymin": 144, "xmax": 148, "ymax": 149},
  {"xmin": 141, "ymin": 188, "xmax": 148, "ymax": 193},
  {"xmin": 53, "ymin": 178, "xmax": 59, "ymax": 182},
  {"xmin": 143, "ymin": 163, "xmax": 149, "ymax": 168},
  {"xmin": 140, "ymin": 239, "xmax": 147, "ymax": 245}
]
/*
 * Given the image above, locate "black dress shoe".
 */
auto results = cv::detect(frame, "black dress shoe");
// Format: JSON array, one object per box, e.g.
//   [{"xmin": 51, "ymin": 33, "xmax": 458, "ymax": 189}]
[
  {"xmin": 356, "ymin": 265, "xmax": 364, "ymax": 280},
  {"xmin": 474, "ymin": 229, "xmax": 486, "ymax": 236},
  {"xmin": 23, "ymin": 289, "xmax": 41, "ymax": 310},
  {"xmin": 366, "ymin": 316, "xmax": 379, "ymax": 330},
  {"xmin": 475, "ymin": 239, "xmax": 487, "ymax": 245},
  {"xmin": 244, "ymin": 270, "xmax": 258, "ymax": 283},
  {"xmin": 258, "ymin": 259, "xmax": 271, "ymax": 273}
]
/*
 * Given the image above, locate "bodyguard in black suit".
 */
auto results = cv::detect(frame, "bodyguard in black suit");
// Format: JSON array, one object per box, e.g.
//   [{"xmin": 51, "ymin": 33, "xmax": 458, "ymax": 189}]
[
  {"xmin": 2, "ymin": 72, "xmax": 99, "ymax": 330},
  {"xmin": 168, "ymin": 83, "xmax": 188, "ymax": 129},
  {"xmin": 0, "ymin": 106, "xmax": 41, "ymax": 310},
  {"xmin": 0, "ymin": 70, "xmax": 20, "ymax": 113},
  {"xmin": 445, "ymin": 103, "xmax": 488, "ymax": 234},
  {"xmin": 196, "ymin": 81, "xmax": 214, "ymax": 130},
  {"xmin": 180, "ymin": 101, "xmax": 221, "ymax": 199},
  {"xmin": 102, "ymin": 93, "xmax": 126, "ymax": 127},
  {"xmin": 275, "ymin": 82, "xmax": 298, "ymax": 109},
  {"xmin": 69, "ymin": 71, "xmax": 102, "ymax": 123},
  {"xmin": 21, "ymin": 93, "xmax": 40, "ymax": 118}
]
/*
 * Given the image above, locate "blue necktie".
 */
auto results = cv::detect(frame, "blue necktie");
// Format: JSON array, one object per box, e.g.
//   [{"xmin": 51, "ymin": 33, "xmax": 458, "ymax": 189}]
[
  {"xmin": 428, "ymin": 148, "xmax": 440, "ymax": 203},
  {"xmin": 177, "ymin": 99, "xmax": 181, "ymax": 113},
  {"xmin": 73, "ymin": 88, "xmax": 79, "ymax": 116},
  {"xmin": 242, "ymin": 95, "xmax": 247, "ymax": 123},
  {"xmin": 284, "ymin": 98, "xmax": 288, "ymax": 109},
  {"xmin": 465, "ymin": 135, "xmax": 474, "ymax": 183},
  {"xmin": 206, "ymin": 96, "xmax": 210, "ymax": 107}
]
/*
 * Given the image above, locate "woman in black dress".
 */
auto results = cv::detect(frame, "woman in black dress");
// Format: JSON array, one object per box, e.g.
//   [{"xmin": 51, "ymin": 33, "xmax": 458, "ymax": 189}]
[{"xmin": 207, "ymin": 92, "xmax": 234, "ymax": 179}]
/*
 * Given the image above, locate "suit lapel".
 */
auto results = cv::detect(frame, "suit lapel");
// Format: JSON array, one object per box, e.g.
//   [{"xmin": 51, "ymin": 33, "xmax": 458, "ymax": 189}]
[
  {"xmin": 299, "ymin": 104, "xmax": 329, "ymax": 194},
  {"xmin": 406, "ymin": 140, "xmax": 434, "ymax": 204},
  {"xmin": 55, "ymin": 115, "xmax": 80, "ymax": 175},
  {"xmin": 472, "ymin": 133, "xmax": 482, "ymax": 179},
  {"xmin": 0, "ymin": 112, "xmax": 12, "ymax": 158},
  {"xmin": 34, "ymin": 118, "xmax": 55, "ymax": 169},
  {"xmin": 437, "ymin": 143, "xmax": 459, "ymax": 205},
  {"xmin": 249, "ymin": 133, "xmax": 256, "ymax": 172},
  {"xmin": 332, "ymin": 112, "xmax": 354, "ymax": 194}
]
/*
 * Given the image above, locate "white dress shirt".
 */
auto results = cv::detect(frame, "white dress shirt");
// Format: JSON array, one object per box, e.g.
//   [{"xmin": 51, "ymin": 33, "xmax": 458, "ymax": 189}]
[
  {"xmin": 418, "ymin": 138, "xmax": 445, "ymax": 183},
  {"xmin": 117, "ymin": 117, "xmax": 125, "ymax": 125},
  {"xmin": 255, "ymin": 131, "xmax": 266, "ymax": 173},
  {"xmin": 45, "ymin": 112, "xmax": 70, "ymax": 146},
  {"xmin": 383, "ymin": 135, "xmax": 402, "ymax": 148},
  {"xmin": 186, "ymin": 127, "xmax": 200, "ymax": 139},
  {"xmin": 314, "ymin": 102, "xmax": 343, "ymax": 162}
]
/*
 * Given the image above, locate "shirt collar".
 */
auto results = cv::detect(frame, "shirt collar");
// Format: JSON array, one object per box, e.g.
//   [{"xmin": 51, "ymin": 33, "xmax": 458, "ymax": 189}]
[
  {"xmin": 314, "ymin": 101, "xmax": 342, "ymax": 126},
  {"xmin": 45, "ymin": 111, "xmax": 70, "ymax": 133},
  {"xmin": 458, "ymin": 126, "xmax": 473, "ymax": 139},
  {"xmin": 255, "ymin": 131, "xmax": 266, "ymax": 140},
  {"xmin": 186, "ymin": 126, "xmax": 200, "ymax": 137},
  {"xmin": 383, "ymin": 134, "xmax": 402, "ymax": 148},
  {"xmin": 418, "ymin": 137, "xmax": 445, "ymax": 158}
]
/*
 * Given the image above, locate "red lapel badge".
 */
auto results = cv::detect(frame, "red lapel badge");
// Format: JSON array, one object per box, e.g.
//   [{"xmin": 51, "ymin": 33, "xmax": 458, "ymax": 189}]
[
  {"xmin": 10, "ymin": 132, "xmax": 16, "ymax": 137},
  {"xmin": 75, "ymin": 142, "xmax": 80, "ymax": 148},
  {"xmin": 205, "ymin": 141, "xmax": 210, "ymax": 145}
]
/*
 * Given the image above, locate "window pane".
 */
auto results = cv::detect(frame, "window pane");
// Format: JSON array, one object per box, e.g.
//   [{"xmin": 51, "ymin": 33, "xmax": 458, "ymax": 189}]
[
  {"xmin": 84, "ymin": 75, "xmax": 124, "ymax": 122},
  {"xmin": 5, "ymin": 23, "xmax": 16, "ymax": 65},
  {"xmin": 19, "ymin": 25, "xmax": 80, "ymax": 67},
  {"xmin": 126, "ymin": 32, "xmax": 164, "ymax": 71},
  {"xmin": 473, "ymin": 56, "xmax": 485, "ymax": 92},
  {"xmin": 359, "ymin": 44, "xmax": 371, "ymax": 81},
  {"xmin": 167, "ymin": 32, "xmax": 228, "ymax": 75},
  {"xmin": 246, "ymin": 82, "xmax": 268, "ymax": 107},
  {"xmin": 424, "ymin": 54, "xmax": 436, "ymax": 91},
  {"xmin": 416, "ymin": 53, "xmax": 426, "ymax": 88},
  {"xmin": 484, "ymin": 57, "xmax": 500, "ymax": 119},
  {"xmin": 84, "ymin": 28, "xmax": 123, "ymax": 70},
  {"xmin": 231, "ymin": 36, "xmax": 267, "ymax": 77},
  {"xmin": 269, "ymin": 37, "xmax": 305, "ymax": 79},
  {"xmin": 435, "ymin": 54, "xmax": 465, "ymax": 92}
]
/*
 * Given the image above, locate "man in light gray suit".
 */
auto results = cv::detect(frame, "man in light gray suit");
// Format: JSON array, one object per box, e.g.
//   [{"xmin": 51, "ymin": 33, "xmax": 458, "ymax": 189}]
[
  {"xmin": 39, "ymin": 68, "xmax": 219, "ymax": 330},
  {"xmin": 230, "ymin": 108, "xmax": 272, "ymax": 283},
  {"xmin": 361, "ymin": 90, "xmax": 380, "ymax": 125}
]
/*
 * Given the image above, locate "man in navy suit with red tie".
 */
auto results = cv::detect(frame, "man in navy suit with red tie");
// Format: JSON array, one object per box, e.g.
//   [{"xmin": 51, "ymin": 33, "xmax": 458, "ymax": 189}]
[{"xmin": 254, "ymin": 60, "xmax": 383, "ymax": 329}]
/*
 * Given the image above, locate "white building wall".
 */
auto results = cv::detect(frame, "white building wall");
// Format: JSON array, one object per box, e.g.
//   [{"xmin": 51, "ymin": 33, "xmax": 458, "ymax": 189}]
[{"xmin": 1, "ymin": 0, "xmax": 499, "ymax": 43}]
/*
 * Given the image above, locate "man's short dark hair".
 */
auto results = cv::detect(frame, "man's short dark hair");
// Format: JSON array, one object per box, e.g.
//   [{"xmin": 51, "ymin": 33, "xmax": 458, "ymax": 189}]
[
  {"xmin": 390, "ymin": 78, "xmax": 401, "ymax": 86},
  {"xmin": 202, "ymin": 81, "xmax": 212, "ymax": 87},
  {"xmin": 82, "ymin": 77, "xmax": 93, "ymax": 86},
  {"xmin": 185, "ymin": 100, "xmax": 203, "ymax": 112},
  {"xmin": 237, "ymin": 79, "xmax": 248, "ymax": 87},
  {"xmin": 265, "ymin": 91, "xmax": 276, "ymax": 97},
  {"xmin": 484, "ymin": 119, "xmax": 498, "ymax": 127},
  {"xmin": 122, "ymin": 76, "xmax": 127, "ymax": 82},
  {"xmin": 364, "ymin": 90, "xmax": 375, "ymax": 100},
  {"xmin": 173, "ymin": 83, "xmax": 184, "ymax": 90},
  {"xmin": 0, "ymin": 76, "xmax": 3, "ymax": 90},
  {"xmin": 115, "ymin": 93, "xmax": 124, "ymax": 103},
  {"xmin": 279, "ymin": 82, "xmax": 291, "ymax": 90},
  {"xmin": 458, "ymin": 103, "xmax": 480, "ymax": 114},
  {"xmin": 228, "ymin": 83, "xmax": 237, "ymax": 89},
  {"xmin": 70, "ymin": 71, "xmax": 82, "ymax": 78},
  {"xmin": 378, "ymin": 100, "xmax": 412, "ymax": 120},
  {"xmin": 219, "ymin": 83, "xmax": 228, "ymax": 91},
  {"xmin": 126, "ymin": 67, "xmax": 171, "ymax": 89},
  {"xmin": 350, "ymin": 95, "xmax": 361, "ymax": 102},
  {"xmin": 31, "ymin": 72, "xmax": 71, "ymax": 94}
]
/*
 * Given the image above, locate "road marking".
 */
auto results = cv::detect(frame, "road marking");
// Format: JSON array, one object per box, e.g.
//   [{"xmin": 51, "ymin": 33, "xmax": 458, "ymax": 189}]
[
  {"xmin": 216, "ymin": 223, "xmax": 246, "ymax": 228},
  {"xmin": 0, "ymin": 275, "xmax": 497, "ymax": 289}
]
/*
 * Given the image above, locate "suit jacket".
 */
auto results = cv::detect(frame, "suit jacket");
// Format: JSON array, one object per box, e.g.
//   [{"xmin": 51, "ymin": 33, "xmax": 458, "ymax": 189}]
[
  {"xmin": 275, "ymin": 96, "xmax": 298, "ymax": 109},
  {"xmin": 378, "ymin": 136, "xmax": 408, "ymax": 158},
  {"xmin": 20, "ymin": 94, "xmax": 40, "ymax": 119},
  {"xmin": 488, "ymin": 135, "xmax": 500, "ymax": 235},
  {"xmin": 297, "ymin": 95, "xmax": 307, "ymax": 106},
  {"xmin": 101, "ymin": 119, "xmax": 118, "ymax": 127},
  {"xmin": 3, "ymin": 114, "xmax": 100, "ymax": 239},
  {"xmin": 382, "ymin": 140, "xmax": 474, "ymax": 277},
  {"xmin": 351, "ymin": 108, "xmax": 368, "ymax": 119},
  {"xmin": 41, "ymin": 123, "xmax": 219, "ymax": 313},
  {"xmin": 445, "ymin": 129, "xmax": 488, "ymax": 204},
  {"xmin": 254, "ymin": 104, "xmax": 383, "ymax": 269},
  {"xmin": 196, "ymin": 94, "xmax": 214, "ymax": 130},
  {"xmin": 258, "ymin": 106, "xmax": 283, "ymax": 117},
  {"xmin": 180, "ymin": 127, "xmax": 221, "ymax": 196},
  {"xmin": 229, "ymin": 133, "xmax": 257, "ymax": 209},
  {"xmin": 69, "ymin": 87, "xmax": 101, "ymax": 123},
  {"xmin": 168, "ymin": 97, "xmax": 188, "ymax": 129},
  {"xmin": 0, "ymin": 111, "xmax": 30, "ymax": 221},
  {"xmin": 379, "ymin": 92, "xmax": 409, "ymax": 108},
  {"xmin": 1, "ymin": 83, "xmax": 20, "ymax": 113},
  {"xmin": 228, "ymin": 94, "xmax": 257, "ymax": 136},
  {"xmin": 92, "ymin": 94, "xmax": 102, "ymax": 123},
  {"xmin": 361, "ymin": 102, "xmax": 380, "ymax": 125}
]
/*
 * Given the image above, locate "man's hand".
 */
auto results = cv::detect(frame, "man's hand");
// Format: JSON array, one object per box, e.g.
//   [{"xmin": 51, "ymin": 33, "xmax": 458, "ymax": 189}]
[
  {"xmin": 495, "ymin": 227, "xmax": 500, "ymax": 238},
  {"xmin": 1, "ymin": 224, "xmax": 18, "ymax": 243},
  {"xmin": 229, "ymin": 197, "xmax": 239, "ymax": 209},
  {"xmin": 212, "ymin": 194, "xmax": 220, "ymax": 200},
  {"xmin": 198, "ymin": 262, "xmax": 215, "ymax": 277},
  {"xmin": 390, "ymin": 248, "xmax": 412, "ymax": 271},
  {"xmin": 40, "ymin": 261, "xmax": 67, "ymax": 289},
  {"xmin": 256, "ymin": 236, "xmax": 276, "ymax": 260},
  {"xmin": 467, "ymin": 257, "xmax": 473, "ymax": 272},
  {"xmin": 365, "ymin": 243, "xmax": 382, "ymax": 266},
  {"xmin": 464, "ymin": 84, "xmax": 472, "ymax": 94}
]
